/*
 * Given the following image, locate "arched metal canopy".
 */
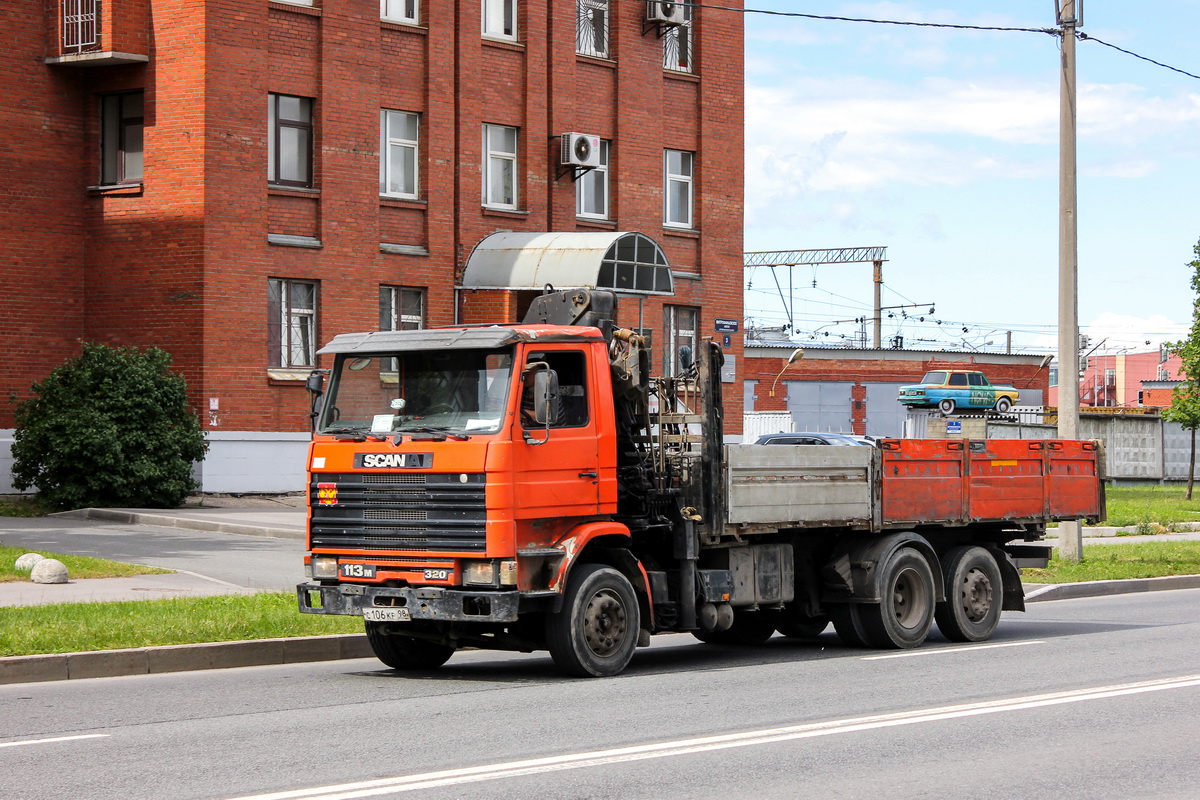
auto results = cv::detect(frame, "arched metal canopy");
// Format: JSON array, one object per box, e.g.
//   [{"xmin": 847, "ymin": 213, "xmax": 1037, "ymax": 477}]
[{"xmin": 460, "ymin": 231, "xmax": 674, "ymax": 296}]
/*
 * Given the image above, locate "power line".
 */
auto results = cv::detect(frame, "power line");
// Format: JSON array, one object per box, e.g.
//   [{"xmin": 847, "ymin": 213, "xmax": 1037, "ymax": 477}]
[
  {"xmin": 686, "ymin": 3, "xmax": 1059, "ymax": 36},
  {"xmin": 1078, "ymin": 33, "xmax": 1200, "ymax": 81},
  {"xmin": 684, "ymin": 2, "xmax": 1200, "ymax": 82}
]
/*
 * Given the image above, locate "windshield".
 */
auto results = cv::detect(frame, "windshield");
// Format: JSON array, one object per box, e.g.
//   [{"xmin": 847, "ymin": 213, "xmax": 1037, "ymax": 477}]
[{"xmin": 318, "ymin": 347, "xmax": 514, "ymax": 436}]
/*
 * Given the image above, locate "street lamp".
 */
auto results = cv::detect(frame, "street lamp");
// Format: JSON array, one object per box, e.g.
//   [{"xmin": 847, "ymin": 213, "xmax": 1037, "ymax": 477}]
[{"xmin": 768, "ymin": 348, "xmax": 805, "ymax": 398}]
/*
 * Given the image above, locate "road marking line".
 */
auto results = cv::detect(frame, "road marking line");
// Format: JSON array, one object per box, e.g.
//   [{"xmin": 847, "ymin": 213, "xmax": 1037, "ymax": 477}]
[
  {"xmin": 0, "ymin": 734, "xmax": 109, "ymax": 749},
  {"xmin": 862, "ymin": 640, "xmax": 1045, "ymax": 660},
  {"xmin": 226, "ymin": 674, "xmax": 1200, "ymax": 800}
]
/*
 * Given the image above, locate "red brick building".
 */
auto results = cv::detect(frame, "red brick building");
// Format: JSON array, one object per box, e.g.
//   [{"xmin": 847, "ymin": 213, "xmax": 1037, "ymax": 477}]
[
  {"xmin": 2, "ymin": 0, "xmax": 745, "ymax": 491},
  {"xmin": 1048, "ymin": 349, "xmax": 1183, "ymax": 409}
]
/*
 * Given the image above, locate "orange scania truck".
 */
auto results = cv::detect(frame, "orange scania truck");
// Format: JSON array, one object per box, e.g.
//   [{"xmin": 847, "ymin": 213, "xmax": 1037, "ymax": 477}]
[{"xmin": 297, "ymin": 288, "xmax": 1104, "ymax": 677}]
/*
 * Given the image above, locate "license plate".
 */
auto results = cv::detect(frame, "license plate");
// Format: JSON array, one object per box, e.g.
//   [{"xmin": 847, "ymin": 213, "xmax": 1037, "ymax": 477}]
[{"xmin": 363, "ymin": 607, "xmax": 411, "ymax": 622}]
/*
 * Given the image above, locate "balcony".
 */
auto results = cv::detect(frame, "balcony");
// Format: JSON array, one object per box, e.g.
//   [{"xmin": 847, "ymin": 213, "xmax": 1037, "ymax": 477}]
[{"xmin": 45, "ymin": 0, "xmax": 149, "ymax": 67}]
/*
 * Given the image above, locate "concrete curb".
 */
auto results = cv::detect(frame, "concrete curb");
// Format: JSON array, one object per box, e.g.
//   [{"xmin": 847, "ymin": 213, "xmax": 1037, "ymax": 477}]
[
  {"xmin": 1024, "ymin": 573, "xmax": 1200, "ymax": 602},
  {"xmin": 52, "ymin": 508, "xmax": 304, "ymax": 541},
  {"xmin": 0, "ymin": 634, "xmax": 371, "ymax": 686}
]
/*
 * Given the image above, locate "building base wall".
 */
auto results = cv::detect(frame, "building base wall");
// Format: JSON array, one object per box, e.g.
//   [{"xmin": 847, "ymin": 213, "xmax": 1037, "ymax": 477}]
[{"xmin": 1, "ymin": 430, "xmax": 311, "ymax": 497}]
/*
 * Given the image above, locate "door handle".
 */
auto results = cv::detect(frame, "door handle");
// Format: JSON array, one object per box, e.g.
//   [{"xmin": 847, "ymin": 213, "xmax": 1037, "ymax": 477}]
[{"xmin": 578, "ymin": 471, "xmax": 598, "ymax": 479}]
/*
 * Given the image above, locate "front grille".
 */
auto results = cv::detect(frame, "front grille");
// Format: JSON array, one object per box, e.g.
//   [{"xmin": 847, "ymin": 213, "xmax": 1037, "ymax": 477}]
[{"xmin": 311, "ymin": 472, "xmax": 486, "ymax": 552}]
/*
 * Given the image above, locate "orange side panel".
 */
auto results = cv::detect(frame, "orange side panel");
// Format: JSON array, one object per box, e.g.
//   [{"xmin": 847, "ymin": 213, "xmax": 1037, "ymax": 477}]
[{"xmin": 881, "ymin": 439, "xmax": 966, "ymax": 523}]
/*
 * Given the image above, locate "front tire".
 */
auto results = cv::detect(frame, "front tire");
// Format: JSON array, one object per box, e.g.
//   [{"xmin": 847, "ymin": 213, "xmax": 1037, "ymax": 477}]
[
  {"xmin": 995, "ymin": 396, "xmax": 1013, "ymax": 413},
  {"xmin": 365, "ymin": 622, "xmax": 455, "ymax": 670},
  {"xmin": 546, "ymin": 564, "xmax": 640, "ymax": 677},
  {"xmin": 776, "ymin": 615, "xmax": 829, "ymax": 639},
  {"xmin": 935, "ymin": 546, "xmax": 1004, "ymax": 642},
  {"xmin": 857, "ymin": 547, "xmax": 936, "ymax": 649}
]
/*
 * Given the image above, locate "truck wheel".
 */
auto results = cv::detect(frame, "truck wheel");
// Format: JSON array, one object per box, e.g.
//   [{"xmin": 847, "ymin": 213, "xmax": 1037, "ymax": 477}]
[
  {"xmin": 858, "ymin": 547, "xmax": 936, "ymax": 649},
  {"xmin": 994, "ymin": 397, "xmax": 1013, "ymax": 413},
  {"xmin": 776, "ymin": 615, "xmax": 829, "ymax": 639},
  {"xmin": 365, "ymin": 622, "xmax": 455, "ymax": 670},
  {"xmin": 938, "ymin": 398, "xmax": 956, "ymax": 415},
  {"xmin": 935, "ymin": 546, "xmax": 1004, "ymax": 642},
  {"xmin": 829, "ymin": 603, "xmax": 870, "ymax": 647},
  {"xmin": 545, "ymin": 564, "xmax": 640, "ymax": 678}
]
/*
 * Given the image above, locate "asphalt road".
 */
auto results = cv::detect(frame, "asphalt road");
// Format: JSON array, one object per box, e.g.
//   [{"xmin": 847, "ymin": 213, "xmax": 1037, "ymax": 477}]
[
  {"xmin": 3, "ymin": 588, "xmax": 1199, "ymax": 800},
  {"xmin": 0, "ymin": 517, "xmax": 304, "ymax": 592}
]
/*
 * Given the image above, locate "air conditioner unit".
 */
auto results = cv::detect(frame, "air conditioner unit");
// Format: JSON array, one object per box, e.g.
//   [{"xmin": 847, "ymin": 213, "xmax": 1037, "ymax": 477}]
[
  {"xmin": 560, "ymin": 132, "xmax": 601, "ymax": 168},
  {"xmin": 645, "ymin": 1, "xmax": 684, "ymax": 26}
]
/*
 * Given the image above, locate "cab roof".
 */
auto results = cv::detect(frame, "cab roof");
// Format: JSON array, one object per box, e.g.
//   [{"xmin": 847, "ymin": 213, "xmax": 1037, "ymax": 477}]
[{"xmin": 317, "ymin": 325, "xmax": 605, "ymax": 355}]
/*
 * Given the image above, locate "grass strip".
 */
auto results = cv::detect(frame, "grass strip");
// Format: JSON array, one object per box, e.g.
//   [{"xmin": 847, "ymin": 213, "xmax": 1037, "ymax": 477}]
[
  {"xmin": 1098, "ymin": 485, "xmax": 1200, "ymax": 528},
  {"xmin": 0, "ymin": 592, "xmax": 362, "ymax": 657},
  {"xmin": 1023, "ymin": 541, "xmax": 1200, "ymax": 584},
  {"xmin": 0, "ymin": 544, "xmax": 171, "ymax": 582}
]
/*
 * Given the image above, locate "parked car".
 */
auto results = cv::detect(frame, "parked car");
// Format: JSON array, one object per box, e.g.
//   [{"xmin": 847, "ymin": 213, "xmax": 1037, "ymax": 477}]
[
  {"xmin": 897, "ymin": 369, "xmax": 1019, "ymax": 415},
  {"xmin": 755, "ymin": 432, "xmax": 870, "ymax": 446}
]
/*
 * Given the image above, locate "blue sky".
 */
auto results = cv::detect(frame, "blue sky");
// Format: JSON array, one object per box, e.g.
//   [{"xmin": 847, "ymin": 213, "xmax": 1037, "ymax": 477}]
[{"xmin": 741, "ymin": 1, "xmax": 1200, "ymax": 357}]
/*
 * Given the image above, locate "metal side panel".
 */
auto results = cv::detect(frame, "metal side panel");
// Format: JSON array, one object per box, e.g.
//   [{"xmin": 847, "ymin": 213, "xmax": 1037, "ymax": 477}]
[{"xmin": 724, "ymin": 445, "xmax": 875, "ymax": 527}]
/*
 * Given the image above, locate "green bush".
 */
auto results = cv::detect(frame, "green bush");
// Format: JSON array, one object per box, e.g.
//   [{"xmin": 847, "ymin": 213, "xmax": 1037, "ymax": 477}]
[{"xmin": 11, "ymin": 343, "xmax": 208, "ymax": 509}]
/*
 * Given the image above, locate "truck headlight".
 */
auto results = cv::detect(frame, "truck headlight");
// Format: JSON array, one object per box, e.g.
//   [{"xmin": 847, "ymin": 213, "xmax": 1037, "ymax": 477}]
[
  {"xmin": 499, "ymin": 560, "xmax": 518, "ymax": 586},
  {"xmin": 312, "ymin": 556, "xmax": 339, "ymax": 580},
  {"xmin": 463, "ymin": 561, "xmax": 497, "ymax": 586}
]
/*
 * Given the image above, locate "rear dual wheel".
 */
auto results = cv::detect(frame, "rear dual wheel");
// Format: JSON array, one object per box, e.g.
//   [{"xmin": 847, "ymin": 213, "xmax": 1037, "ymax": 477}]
[{"xmin": 935, "ymin": 546, "xmax": 1003, "ymax": 642}]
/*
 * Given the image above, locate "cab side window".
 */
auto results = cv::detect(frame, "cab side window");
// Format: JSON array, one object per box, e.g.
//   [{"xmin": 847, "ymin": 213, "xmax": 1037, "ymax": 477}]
[
  {"xmin": 968, "ymin": 373, "xmax": 985, "ymax": 386},
  {"xmin": 522, "ymin": 350, "xmax": 589, "ymax": 428},
  {"xmin": 948, "ymin": 373, "xmax": 969, "ymax": 387}
]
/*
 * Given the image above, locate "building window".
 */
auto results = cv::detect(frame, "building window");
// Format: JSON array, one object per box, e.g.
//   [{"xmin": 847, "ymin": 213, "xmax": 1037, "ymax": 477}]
[
  {"xmin": 100, "ymin": 91, "xmax": 144, "ymax": 185},
  {"xmin": 576, "ymin": 140, "xmax": 610, "ymax": 219},
  {"xmin": 1049, "ymin": 367, "xmax": 1058, "ymax": 388},
  {"xmin": 576, "ymin": 0, "xmax": 608, "ymax": 58},
  {"xmin": 664, "ymin": 149, "xmax": 694, "ymax": 228},
  {"xmin": 380, "ymin": 286, "xmax": 425, "ymax": 332},
  {"xmin": 664, "ymin": 305, "xmax": 699, "ymax": 378},
  {"xmin": 662, "ymin": 4, "xmax": 693, "ymax": 72},
  {"xmin": 268, "ymin": 279, "xmax": 317, "ymax": 368},
  {"xmin": 381, "ymin": 0, "xmax": 418, "ymax": 23},
  {"xmin": 483, "ymin": 124, "xmax": 518, "ymax": 209},
  {"xmin": 482, "ymin": 0, "xmax": 516, "ymax": 40},
  {"xmin": 380, "ymin": 110, "xmax": 419, "ymax": 198},
  {"xmin": 268, "ymin": 93, "xmax": 313, "ymax": 188}
]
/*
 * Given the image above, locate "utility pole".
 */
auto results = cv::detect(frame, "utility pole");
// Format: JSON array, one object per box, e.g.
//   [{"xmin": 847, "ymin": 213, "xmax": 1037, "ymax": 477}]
[
  {"xmin": 1056, "ymin": 0, "xmax": 1083, "ymax": 562},
  {"xmin": 873, "ymin": 260, "xmax": 883, "ymax": 348}
]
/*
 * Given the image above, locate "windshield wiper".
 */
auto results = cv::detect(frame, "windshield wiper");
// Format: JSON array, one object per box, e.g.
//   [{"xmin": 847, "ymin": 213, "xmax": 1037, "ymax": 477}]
[
  {"xmin": 323, "ymin": 427, "xmax": 386, "ymax": 442},
  {"xmin": 397, "ymin": 424, "xmax": 470, "ymax": 441}
]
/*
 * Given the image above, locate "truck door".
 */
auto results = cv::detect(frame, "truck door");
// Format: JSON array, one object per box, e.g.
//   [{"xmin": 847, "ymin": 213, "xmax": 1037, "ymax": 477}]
[{"xmin": 514, "ymin": 348, "xmax": 601, "ymax": 518}]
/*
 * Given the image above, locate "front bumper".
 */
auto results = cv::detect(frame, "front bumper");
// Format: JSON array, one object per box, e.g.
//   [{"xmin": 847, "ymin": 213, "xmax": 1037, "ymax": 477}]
[{"xmin": 297, "ymin": 582, "xmax": 521, "ymax": 623}]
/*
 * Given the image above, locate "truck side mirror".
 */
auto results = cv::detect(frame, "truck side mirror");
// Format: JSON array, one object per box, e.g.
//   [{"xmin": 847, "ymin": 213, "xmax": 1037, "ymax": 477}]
[
  {"xmin": 532, "ymin": 369, "xmax": 560, "ymax": 426},
  {"xmin": 305, "ymin": 371, "xmax": 325, "ymax": 395}
]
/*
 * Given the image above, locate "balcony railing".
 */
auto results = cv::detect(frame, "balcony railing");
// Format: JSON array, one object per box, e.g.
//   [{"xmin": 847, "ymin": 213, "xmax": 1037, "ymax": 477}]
[{"xmin": 62, "ymin": 0, "xmax": 99, "ymax": 51}]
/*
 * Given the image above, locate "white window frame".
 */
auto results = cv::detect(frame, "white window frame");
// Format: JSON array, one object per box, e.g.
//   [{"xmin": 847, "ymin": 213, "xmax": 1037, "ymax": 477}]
[
  {"xmin": 379, "ymin": 286, "xmax": 425, "ymax": 331},
  {"xmin": 662, "ymin": 3, "xmax": 693, "ymax": 73},
  {"xmin": 663, "ymin": 148, "xmax": 694, "ymax": 229},
  {"xmin": 576, "ymin": 139, "xmax": 610, "ymax": 219},
  {"xmin": 482, "ymin": 124, "xmax": 519, "ymax": 210},
  {"xmin": 664, "ymin": 305, "xmax": 699, "ymax": 379},
  {"xmin": 380, "ymin": 110, "xmax": 419, "ymax": 199},
  {"xmin": 269, "ymin": 278, "xmax": 318, "ymax": 369},
  {"xmin": 482, "ymin": 0, "xmax": 516, "ymax": 40},
  {"xmin": 381, "ymin": 0, "xmax": 418, "ymax": 23},
  {"xmin": 576, "ymin": 0, "xmax": 608, "ymax": 58}
]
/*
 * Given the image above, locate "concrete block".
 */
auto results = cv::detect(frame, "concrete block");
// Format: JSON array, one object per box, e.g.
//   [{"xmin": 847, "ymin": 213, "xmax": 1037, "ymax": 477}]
[
  {"xmin": 0, "ymin": 654, "xmax": 69, "ymax": 685},
  {"xmin": 147, "ymin": 640, "xmax": 285, "ymax": 674},
  {"xmin": 67, "ymin": 648, "xmax": 150, "ymax": 680}
]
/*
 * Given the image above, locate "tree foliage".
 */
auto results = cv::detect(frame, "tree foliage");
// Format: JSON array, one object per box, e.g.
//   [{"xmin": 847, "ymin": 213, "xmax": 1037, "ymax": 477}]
[
  {"xmin": 1164, "ymin": 239, "xmax": 1200, "ymax": 498},
  {"xmin": 11, "ymin": 343, "xmax": 208, "ymax": 510}
]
